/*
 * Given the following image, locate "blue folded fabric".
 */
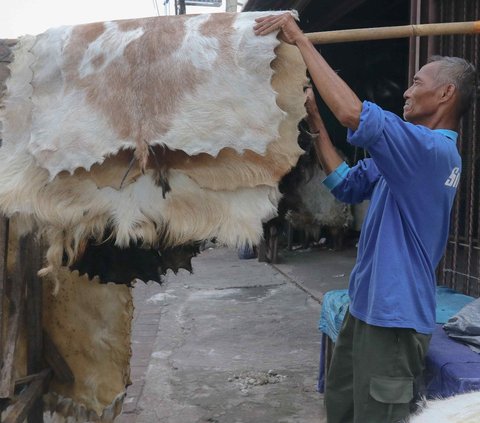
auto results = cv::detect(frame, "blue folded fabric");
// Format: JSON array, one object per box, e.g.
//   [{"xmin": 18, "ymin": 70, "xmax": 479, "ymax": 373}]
[
  {"xmin": 318, "ymin": 289, "xmax": 349, "ymax": 342},
  {"xmin": 318, "ymin": 286, "xmax": 475, "ymax": 343}
]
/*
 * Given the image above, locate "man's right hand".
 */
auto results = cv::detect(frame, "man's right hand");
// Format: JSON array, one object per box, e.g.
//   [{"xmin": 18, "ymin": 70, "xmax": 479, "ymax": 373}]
[{"xmin": 305, "ymin": 87, "xmax": 326, "ymax": 134}]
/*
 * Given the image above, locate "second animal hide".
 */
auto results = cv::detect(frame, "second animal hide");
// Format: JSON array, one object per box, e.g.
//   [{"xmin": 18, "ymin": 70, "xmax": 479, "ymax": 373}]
[
  {"xmin": 42, "ymin": 268, "xmax": 132, "ymax": 422},
  {"xmin": 286, "ymin": 165, "xmax": 353, "ymax": 247}
]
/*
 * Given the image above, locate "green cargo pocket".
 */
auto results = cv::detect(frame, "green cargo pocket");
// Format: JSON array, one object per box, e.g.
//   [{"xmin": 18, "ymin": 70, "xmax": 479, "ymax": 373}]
[{"xmin": 369, "ymin": 376, "xmax": 414, "ymax": 404}]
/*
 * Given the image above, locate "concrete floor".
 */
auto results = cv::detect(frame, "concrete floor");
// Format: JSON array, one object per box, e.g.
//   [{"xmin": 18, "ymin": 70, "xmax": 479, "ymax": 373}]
[{"xmin": 117, "ymin": 245, "xmax": 355, "ymax": 423}]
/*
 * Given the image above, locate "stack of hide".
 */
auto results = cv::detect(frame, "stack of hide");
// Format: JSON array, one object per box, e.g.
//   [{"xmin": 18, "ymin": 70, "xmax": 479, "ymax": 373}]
[
  {"xmin": 0, "ymin": 11, "xmax": 307, "ymax": 422},
  {"xmin": 283, "ymin": 142, "xmax": 353, "ymax": 250}
]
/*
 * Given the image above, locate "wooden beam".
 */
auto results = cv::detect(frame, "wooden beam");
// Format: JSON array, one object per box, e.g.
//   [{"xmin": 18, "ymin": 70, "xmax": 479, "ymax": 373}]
[
  {"xmin": 0, "ymin": 217, "xmax": 9, "ymax": 368},
  {"xmin": 2, "ymin": 369, "xmax": 51, "ymax": 423},
  {"xmin": 26, "ymin": 236, "xmax": 43, "ymax": 375},
  {"xmin": 0, "ymin": 236, "xmax": 27, "ymax": 398},
  {"xmin": 25, "ymin": 235, "xmax": 45, "ymax": 423},
  {"xmin": 306, "ymin": 20, "xmax": 480, "ymax": 44},
  {"xmin": 14, "ymin": 372, "xmax": 48, "ymax": 388}
]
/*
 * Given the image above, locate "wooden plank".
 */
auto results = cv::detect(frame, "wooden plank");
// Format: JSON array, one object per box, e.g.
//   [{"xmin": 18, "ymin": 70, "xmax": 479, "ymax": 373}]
[
  {"xmin": 2, "ymin": 369, "xmax": 50, "ymax": 423},
  {"xmin": 25, "ymin": 235, "xmax": 45, "ymax": 423},
  {"xmin": 0, "ymin": 217, "xmax": 9, "ymax": 369},
  {"xmin": 14, "ymin": 372, "xmax": 46, "ymax": 388},
  {"xmin": 0, "ymin": 235, "xmax": 28, "ymax": 398},
  {"xmin": 26, "ymin": 235, "xmax": 43, "ymax": 375},
  {"xmin": 0, "ymin": 41, "xmax": 15, "ymax": 146}
]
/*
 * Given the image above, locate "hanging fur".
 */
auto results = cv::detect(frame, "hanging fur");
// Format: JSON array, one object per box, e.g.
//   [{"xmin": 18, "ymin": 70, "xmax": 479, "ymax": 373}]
[
  {"xmin": 0, "ymin": 11, "xmax": 308, "ymax": 422},
  {"xmin": 0, "ymin": 12, "xmax": 307, "ymax": 283}
]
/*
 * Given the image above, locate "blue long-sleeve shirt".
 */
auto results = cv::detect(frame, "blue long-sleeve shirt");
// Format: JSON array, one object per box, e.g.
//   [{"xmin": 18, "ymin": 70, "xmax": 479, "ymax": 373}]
[{"xmin": 323, "ymin": 101, "xmax": 461, "ymax": 334}]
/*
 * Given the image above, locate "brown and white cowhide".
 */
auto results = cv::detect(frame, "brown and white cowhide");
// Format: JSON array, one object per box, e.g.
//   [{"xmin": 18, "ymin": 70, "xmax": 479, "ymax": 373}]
[
  {"xmin": 0, "ymin": 11, "xmax": 307, "ymax": 284},
  {"xmin": 409, "ymin": 391, "xmax": 480, "ymax": 423},
  {"xmin": 0, "ymin": 11, "xmax": 307, "ymax": 423}
]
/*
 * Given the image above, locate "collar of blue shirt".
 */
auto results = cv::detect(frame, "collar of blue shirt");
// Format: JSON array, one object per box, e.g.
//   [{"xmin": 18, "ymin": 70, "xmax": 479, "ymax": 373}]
[{"xmin": 433, "ymin": 129, "xmax": 458, "ymax": 143}]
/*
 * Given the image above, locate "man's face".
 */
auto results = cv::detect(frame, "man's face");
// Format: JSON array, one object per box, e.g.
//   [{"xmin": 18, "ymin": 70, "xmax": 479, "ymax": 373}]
[{"xmin": 403, "ymin": 62, "xmax": 444, "ymax": 125}]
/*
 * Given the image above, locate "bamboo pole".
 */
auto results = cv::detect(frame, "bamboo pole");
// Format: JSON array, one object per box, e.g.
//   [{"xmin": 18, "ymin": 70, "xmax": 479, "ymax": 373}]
[{"xmin": 305, "ymin": 21, "xmax": 480, "ymax": 45}]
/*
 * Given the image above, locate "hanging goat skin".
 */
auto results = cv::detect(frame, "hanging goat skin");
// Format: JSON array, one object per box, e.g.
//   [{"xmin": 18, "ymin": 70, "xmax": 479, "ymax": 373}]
[{"xmin": 0, "ymin": 11, "xmax": 307, "ymax": 422}]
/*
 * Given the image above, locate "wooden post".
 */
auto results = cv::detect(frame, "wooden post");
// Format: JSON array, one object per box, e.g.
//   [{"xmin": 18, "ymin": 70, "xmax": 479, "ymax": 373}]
[
  {"xmin": 25, "ymin": 235, "xmax": 44, "ymax": 423},
  {"xmin": 2, "ymin": 369, "xmax": 51, "ymax": 423},
  {"xmin": 0, "ymin": 236, "xmax": 28, "ymax": 398},
  {"xmin": 0, "ymin": 217, "xmax": 8, "ymax": 368},
  {"xmin": 0, "ymin": 230, "xmax": 63, "ymax": 421},
  {"xmin": 26, "ymin": 237, "xmax": 43, "ymax": 374}
]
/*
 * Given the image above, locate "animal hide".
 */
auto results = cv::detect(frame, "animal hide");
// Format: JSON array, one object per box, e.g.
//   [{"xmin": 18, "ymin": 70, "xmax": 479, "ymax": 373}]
[
  {"xmin": 42, "ymin": 268, "xmax": 132, "ymax": 422},
  {"xmin": 284, "ymin": 157, "xmax": 353, "ymax": 248},
  {"xmin": 1, "ymin": 217, "xmax": 130, "ymax": 422},
  {"xmin": 295, "ymin": 165, "xmax": 353, "ymax": 228},
  {"xmin": 0, "ymin": 10, "xmax": 307, "ymax": 422},
  {"xmin": 0, "ymin": 11, "xmax": 307, "ymax": 284},
  {"xmin": 410, "ymin": 391, "xmax": 480, "ymax": 423}
]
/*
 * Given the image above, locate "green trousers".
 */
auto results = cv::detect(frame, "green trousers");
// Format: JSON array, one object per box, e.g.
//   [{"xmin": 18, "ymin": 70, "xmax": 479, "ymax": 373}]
[{"xmin": 324, "ymin": 311, "xmax": 431, "ymax": 423}]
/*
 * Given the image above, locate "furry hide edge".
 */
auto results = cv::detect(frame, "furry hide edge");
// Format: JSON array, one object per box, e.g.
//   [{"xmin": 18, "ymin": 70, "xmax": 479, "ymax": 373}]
[
  {"xmin": 42, "ymin": 391, "xmax": 126, "ymax": 423},
  {"xmin": 409, "ymin": 391, "xmax": 480, "ymax": 423}
]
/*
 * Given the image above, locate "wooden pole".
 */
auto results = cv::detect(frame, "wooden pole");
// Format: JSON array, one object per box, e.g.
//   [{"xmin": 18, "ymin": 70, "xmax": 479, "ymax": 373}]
[
  {"xmin": 0, "ymin": 217, "xmax": 8, "ymax": 366},
  {"xmin": 0, "ymin": 236, "xmax": 28, "ymax": 398},
  {"xmin": 25, "ymin": 234, "xmax": 44, "ymax": 423},
  {"xmin": 305, "ymin": 21, "xmax": 480, "ymax": 45},
  {"xmin": 2, "ymin": 369, "xmax": 51, "ymax": 423}
]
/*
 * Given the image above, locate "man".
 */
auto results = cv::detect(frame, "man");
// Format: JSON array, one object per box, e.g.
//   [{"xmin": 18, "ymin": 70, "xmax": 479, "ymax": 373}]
[{"xmin": 254, "ymin": 13, "xmax": 476, "ymax": 423}]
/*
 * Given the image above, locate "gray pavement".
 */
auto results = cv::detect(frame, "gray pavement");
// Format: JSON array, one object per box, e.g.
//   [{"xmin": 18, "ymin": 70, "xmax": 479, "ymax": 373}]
[{"xmin": 117, "ymin": 245, "xmax": 355, "ymax": 423}]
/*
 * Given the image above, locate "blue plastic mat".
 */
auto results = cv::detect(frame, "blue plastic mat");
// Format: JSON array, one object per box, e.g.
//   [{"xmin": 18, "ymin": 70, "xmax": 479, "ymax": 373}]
[
  {"xmin": 435, "ymin": 286, "xmax": 475, "ymax": 324},
  {"xmin": 425, "ymin": 324, "xmax": 480, "ymax": 397}
]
